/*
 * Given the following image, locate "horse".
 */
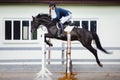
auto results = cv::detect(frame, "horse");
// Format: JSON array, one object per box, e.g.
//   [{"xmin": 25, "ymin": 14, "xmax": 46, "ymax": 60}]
[{"xmin": 31, "ymin": 13, "xmax": 110, "ymax": 67}]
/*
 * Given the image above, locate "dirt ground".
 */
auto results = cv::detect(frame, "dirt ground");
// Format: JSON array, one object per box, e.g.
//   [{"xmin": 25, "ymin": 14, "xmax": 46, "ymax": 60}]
[{"xmin": 0, "ymin": 72, "xmax": 120, "ymax": 80}]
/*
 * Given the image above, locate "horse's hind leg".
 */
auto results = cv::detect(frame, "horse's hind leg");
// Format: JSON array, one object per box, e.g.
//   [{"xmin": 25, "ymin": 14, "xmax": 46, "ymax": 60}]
[
  {"xmin": 81, "ymin": 41, "xmax": 103, "ymax": 67},
  {"xmin": 86, "ymin": 45, "xmax": 103, "ymax": 67}
]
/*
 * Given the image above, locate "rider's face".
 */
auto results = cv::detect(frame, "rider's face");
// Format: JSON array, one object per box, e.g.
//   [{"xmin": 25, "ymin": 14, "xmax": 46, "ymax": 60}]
[{"xmin": 49, "ymin": 6, "xmax": 55, "ymax": 10}]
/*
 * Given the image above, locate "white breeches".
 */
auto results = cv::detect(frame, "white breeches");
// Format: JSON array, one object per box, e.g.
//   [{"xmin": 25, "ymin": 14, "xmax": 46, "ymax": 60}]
[{"xmin": 61, "ymin": 14, "xmax": 72, "ymax": 24}]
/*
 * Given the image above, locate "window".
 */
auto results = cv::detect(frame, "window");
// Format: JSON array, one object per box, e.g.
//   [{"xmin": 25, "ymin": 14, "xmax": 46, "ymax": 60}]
[
  {"xmin": 73, "ymin": 21, "xmax": 80, "ymax": 28},
  {"xmin": 14, "ymin": 21, "xmax": 20, "ymax": 40},
  {"xmin": 22, "ymin": 21, "xmax": 29, "ymax": 40},
  {"xmin": 4, "ymin": 19, "xmax": 37, "ymax": 42},
  {"xmin": 90, "ymin": 21, "xmax": 97, "ymax": 33},
  {"xmin": 72, "ymin": 18, "xmax": 97, "ymax": 33},
  {"xmin": 82, "ymin": 21, "xmax": 88, "ymax": 30},
  {"xmin": 5, "ymin": 20, "xmax": 12, "ymax": 40}
]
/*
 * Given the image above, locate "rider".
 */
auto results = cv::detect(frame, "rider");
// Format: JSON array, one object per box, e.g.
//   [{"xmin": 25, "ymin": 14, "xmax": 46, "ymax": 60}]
[{"xmin": 49, "ymin": 2, "xmax": 72, "ymax": 37}]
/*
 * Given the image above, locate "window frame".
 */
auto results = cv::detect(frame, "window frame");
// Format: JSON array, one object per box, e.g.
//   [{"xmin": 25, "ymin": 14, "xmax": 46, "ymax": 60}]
[
  {"xmin": 2, "ymin": 18, "xmax": 98, "ymax": 44},
  {"xmin": 71, "ymin": 18, "xmax": 98, "ymax": 33},
  {"xmin": 3, "ymin": 18, "xmax": 39, "ymax": 44}
]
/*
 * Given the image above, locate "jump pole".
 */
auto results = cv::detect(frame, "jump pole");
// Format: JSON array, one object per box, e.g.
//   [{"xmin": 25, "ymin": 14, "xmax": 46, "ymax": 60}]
[
  {"xmin": 59, "ymin": 26, "xmax": 77, "ymax": 80},
  {"xmin": 66, "ymin": 31, "xmax": 77, "ymax": 80},
  {"xmin": 35, "ymin": 25, "xmax": 52, "ymax": 80},
  {"xmin": 66, "ymin": 31, "xmax": 72, "ymax": 79}
]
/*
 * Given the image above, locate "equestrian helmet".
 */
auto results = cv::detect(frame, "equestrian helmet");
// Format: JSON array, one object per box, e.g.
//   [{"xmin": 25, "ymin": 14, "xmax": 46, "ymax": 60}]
[{"xmin": 49, "ymin": 2, "xmax": 56, "ymax": 7}]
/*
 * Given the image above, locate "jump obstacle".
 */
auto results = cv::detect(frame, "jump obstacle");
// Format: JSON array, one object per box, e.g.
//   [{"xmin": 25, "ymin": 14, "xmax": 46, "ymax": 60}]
[
  {"xmin": 34, "ymin": 25, "xmax": 77, "ymax": 80},
  {"xmin": 34, "ymin": 25, "xmax": 52, "ymax": 80},
  {"xmin": 59, "ymin": 26, "xmax": 77, "ymax": 80}
]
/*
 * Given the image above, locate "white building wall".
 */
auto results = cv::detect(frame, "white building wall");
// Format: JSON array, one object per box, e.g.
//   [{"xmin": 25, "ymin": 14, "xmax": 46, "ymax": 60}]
[{"xmin": 0, "ymin": 4, "xmax": 120, "ymax": 65}]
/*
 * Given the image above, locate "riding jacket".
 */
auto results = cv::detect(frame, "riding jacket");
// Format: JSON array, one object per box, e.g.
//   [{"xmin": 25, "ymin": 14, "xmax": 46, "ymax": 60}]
[{"xmin": 53, "ymin": 7, "xmax": 72, "ymax": 22}]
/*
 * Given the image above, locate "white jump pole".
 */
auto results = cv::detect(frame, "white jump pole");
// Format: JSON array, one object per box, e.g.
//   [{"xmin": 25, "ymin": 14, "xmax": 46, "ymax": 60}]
[
  {"xmin": 58, "ymin": 26, "xmax": 77, "ymax": 80},
  {"xmin": 35, "ymin": 25, "xmax": 52, "ymax": 80},
  {"xmin": 66, "ymin": 31, "xmax": 72, "ymax": 79},
  {"xmin": 64, "ymin": 26, "xmax": 74, "ymax": 80}
]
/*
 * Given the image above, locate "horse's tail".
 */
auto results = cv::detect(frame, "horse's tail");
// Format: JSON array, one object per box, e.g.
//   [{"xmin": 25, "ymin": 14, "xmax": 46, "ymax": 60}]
[{"xmin": 92, "ymin": 32, "xmax": 109, "ymax": 54}]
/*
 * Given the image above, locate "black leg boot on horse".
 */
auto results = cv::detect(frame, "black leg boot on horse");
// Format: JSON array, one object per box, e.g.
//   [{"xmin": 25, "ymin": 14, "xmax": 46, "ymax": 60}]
[{"xmin": 58, "ymin": 23, "xmax": 65, "ymax": 37}]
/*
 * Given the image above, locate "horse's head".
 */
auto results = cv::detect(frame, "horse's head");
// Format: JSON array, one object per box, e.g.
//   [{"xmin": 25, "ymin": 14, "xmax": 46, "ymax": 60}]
[
  {"xmin": 31, "ymin": 16, "xmax": 39, "ymax": 33},
  {"xmin": 31, "ymin": 14, "xmax": 51, "ymax": 33}
]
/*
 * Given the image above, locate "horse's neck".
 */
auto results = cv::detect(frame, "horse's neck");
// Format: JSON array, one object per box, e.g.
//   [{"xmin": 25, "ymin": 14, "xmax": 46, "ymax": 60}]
[
  {"xmin": 41, "ymin": 18, "xmax": 53, "ymax": 26},
  {"xmin": 38, "ymin": 17, "xmax": 58, "ymax": 36},
  {"xmin": 46, "ymin": 23, "xmax": 58, "ymax": 37}
]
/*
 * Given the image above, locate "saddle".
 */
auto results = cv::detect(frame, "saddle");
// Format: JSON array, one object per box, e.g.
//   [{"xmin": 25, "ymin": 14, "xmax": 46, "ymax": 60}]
[
  {"xmin": 56, "ymin": 21, "xmax": 74, "ymax": 37},
  {"xmin": 57, "ymin": 21, "xmax": 73, "ymax": 29}
]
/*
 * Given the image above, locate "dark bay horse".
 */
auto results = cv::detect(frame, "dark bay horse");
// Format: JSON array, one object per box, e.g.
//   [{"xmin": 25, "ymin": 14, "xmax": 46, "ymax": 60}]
[{"xmin": 31, "ymin": 13, "xmax": 110, "ymax": 67}]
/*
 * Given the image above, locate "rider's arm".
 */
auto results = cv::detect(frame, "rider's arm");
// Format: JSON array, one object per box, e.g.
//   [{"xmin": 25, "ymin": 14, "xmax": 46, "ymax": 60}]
[{"xmin": 53, "ymin": 8, "xmax": 60, "ymax": 21}]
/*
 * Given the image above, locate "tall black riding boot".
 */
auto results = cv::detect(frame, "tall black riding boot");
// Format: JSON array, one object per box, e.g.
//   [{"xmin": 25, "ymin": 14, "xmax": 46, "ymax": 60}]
[
  {"xmin": 58, "ymin": 23, "xmax": 64, "ymax": 37},
  {"xmin": 59, "ymin": 23, "xmax": 64, "ymax": 37}
]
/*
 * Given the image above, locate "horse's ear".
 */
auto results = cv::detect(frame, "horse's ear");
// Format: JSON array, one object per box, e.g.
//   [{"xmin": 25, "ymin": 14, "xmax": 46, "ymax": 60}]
[{"xmin": 32, "ymin": 16, "xmax": 35, "ymax": 20}]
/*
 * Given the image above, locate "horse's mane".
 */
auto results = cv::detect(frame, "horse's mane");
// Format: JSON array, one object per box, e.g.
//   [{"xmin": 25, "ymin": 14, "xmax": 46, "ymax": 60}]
[
  {"xmin": 36, "ymin": 13, "xmax": 51, "ymax": 19},
  {"xmin": 35, "ymin": 13, "xmax": 55, "ymax": 26}
]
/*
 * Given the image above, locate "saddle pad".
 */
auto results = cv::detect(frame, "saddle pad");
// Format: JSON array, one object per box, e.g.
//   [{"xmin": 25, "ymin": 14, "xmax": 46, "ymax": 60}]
[{"xmin": 64, "ymin": 26, "xmax": 74, "ymax": 32}]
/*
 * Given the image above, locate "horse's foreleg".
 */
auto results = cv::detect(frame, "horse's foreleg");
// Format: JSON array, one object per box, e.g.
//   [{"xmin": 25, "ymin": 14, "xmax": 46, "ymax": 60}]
[
  {"xmin": 45, "ymin": 34, "xmax": 53, "ymax": 46},
  {"xmin": 45, "ymin": 38, "xmax": 53, "ymax": 46}
]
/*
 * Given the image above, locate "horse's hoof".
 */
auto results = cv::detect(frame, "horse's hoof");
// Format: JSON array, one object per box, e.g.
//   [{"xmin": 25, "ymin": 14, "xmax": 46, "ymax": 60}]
[
  {"xmin": 99, "ymin": 64, "xmax": 103, "ymax": 67},
  {"xmin": 107, "ymin": 51, "xmax": 113, "ymax": 54},
  {"xmin": 49, "ymin": 43, "xmax": 53, "ymax": 46}
]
